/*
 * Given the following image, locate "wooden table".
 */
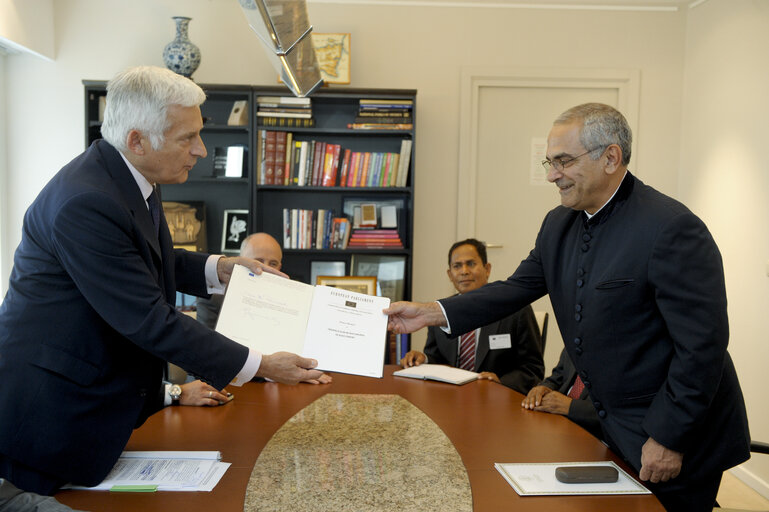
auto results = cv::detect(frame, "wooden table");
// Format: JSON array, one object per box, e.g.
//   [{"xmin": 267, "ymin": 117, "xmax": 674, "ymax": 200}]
[{"xmin": 57, "ymin": 366, "xmax": 663, "ymax": 511}]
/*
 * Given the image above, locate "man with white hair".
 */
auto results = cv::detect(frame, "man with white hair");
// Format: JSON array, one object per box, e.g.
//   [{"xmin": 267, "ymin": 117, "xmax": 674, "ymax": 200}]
[{"xmin": 0, "ymin": 66, "xmax": 322, "ymax": 495}]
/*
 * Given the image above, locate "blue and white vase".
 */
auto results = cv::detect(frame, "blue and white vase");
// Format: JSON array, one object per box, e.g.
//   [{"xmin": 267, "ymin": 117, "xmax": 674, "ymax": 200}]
[{"xmin": 162, "ymin": 16, "xmax": 201, "ymax": 79}]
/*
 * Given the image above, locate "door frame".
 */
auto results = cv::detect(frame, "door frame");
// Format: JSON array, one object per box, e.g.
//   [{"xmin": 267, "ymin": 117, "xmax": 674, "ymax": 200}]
[{"xmin": 456, "ymin": 66, "xmax": 640, "ymax": 239}]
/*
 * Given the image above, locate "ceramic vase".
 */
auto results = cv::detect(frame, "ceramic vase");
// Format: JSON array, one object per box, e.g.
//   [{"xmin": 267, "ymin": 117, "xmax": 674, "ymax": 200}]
[{"xmin": 162, "ymin": 16, "xmax": 201, "ymax": 79}]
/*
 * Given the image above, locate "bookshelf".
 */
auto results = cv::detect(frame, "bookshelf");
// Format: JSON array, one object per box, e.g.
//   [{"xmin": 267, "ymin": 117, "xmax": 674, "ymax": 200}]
[{"xmin": 83, "ymin": 82, "xmax": 415, "ymax": 361}]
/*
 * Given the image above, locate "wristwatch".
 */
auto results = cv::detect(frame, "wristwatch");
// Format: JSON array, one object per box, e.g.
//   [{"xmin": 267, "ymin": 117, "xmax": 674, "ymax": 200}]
[{"xmin": 169, "ymin": 384, "xmax": 182, "ymax": 405}]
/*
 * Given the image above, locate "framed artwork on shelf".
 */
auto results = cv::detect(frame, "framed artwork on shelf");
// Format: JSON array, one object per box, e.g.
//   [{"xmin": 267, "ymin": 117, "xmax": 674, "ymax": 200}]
[
  {"xmin": 310, "ymin": 261, "xmax": 346, "ymax": 286},
  {"xmin": 311, "ymin": 33, "xmax": 351, "ymax": 85},
  {"xmin": 162, "ymin": 201, "xmax": 207, "ymax": 252},
  {"xmin": 221, "ymin": 209, "xmax": 249, "ymax": 254},
  {"xmin": 351, "ymin": 254, "xmax": 406, "ymax": 302},
  {"xmin": 317, "ymin": 275, "xmax": 376, "ymax": 296}
]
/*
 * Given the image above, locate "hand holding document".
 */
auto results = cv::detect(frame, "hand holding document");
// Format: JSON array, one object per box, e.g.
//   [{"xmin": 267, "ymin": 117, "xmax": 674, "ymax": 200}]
[{"xmin": 216, "ymin": 265, "xmax": 390, "ymax": 378}]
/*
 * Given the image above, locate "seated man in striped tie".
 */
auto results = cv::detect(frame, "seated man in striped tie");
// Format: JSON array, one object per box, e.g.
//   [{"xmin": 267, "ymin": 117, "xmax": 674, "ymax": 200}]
[
  {"xmin": 399, "ymin": 239, "xmax": 544, "ymax": 393},
  {"xmin": 521, "ymin": 347, "xmax": 602, "ymax": 439}
]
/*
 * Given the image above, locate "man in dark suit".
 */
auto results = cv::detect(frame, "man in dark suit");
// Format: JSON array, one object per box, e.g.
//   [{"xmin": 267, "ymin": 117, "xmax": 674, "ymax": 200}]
[
  {"xmin": 522, "ymin": 348, "xmax": 601, "ymax": 439},
  {"xmin": 399, "ymin": 239, "xmax": 543, "ymax": 393},
  {"xmin": 0, "ymin": 66, "xmax": 322, "ymax": 495},
  {"xmin": 385, "ymin": 103, "xmax": 750, "ymax": 511}
]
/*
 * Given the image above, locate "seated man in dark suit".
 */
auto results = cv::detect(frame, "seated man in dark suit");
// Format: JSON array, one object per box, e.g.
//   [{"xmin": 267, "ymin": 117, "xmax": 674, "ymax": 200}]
[
  {"xmin": 400, "ymin": 239, "xmax": 544, "ymax": 393},
  {"xmin": 196, "ymin": 232, "xmax": 283, "ymax": 329},
  {"xmin": 522, "ymin": 347, "xmax": 601, "ymax": 439}
]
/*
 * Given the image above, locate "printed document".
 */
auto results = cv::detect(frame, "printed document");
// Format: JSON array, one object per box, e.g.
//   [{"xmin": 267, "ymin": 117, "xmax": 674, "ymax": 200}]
[
  {"xmin": 216, "ymin": 265, "xmax": 390, "ymax": 378},
  {"xmin": 64, "ymin": 451, "xmax": 228, "ymax": 491}
]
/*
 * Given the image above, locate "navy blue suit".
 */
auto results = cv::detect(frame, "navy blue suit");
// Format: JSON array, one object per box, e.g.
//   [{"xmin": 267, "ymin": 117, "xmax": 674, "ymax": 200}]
[
  {"xmin": 439, "ymin": 173, "xmax": 749, "ymax": 504},
  {"xmin": 424, "ymin": 305, "xmax": 543, "ymax": 394},
  {"xmin": 0, "ymin": 140, "xmax": 248, "ymax": 491}
]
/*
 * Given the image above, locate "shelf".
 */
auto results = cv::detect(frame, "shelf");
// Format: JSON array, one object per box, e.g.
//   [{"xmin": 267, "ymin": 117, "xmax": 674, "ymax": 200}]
[
  {"xmin": 186, "ymin": 177, "xmax": 249, "ymax": 184},
  {"xmin": 255, "ymin": 186, "xmax": 410, "ymax": 193},
  {"xmin": 256, "ymin": 126, "xmax": 413, "ymax": 136},
  {"xmin": 283, "ymin": 248, "xmax": 410, "ymax": 255}
]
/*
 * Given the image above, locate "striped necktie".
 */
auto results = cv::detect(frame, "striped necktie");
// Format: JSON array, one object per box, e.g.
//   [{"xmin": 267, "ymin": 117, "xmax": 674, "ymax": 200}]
[{"xmin": 458, "ymin": 330, "xmax": 477, "ymax": 371}]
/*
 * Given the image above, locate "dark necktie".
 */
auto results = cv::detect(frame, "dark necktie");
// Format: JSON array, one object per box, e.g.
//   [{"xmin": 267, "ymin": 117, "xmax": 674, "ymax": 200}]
[
  {"xmin": 458, "ymin": 330, "xmax": 477, "ymax": 371},
  {"xmin": 147, "ymin": 187, "xmax": 161, "ymax": 237}
]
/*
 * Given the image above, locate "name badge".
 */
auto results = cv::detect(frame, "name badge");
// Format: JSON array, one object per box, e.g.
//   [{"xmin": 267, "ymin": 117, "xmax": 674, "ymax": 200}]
[{"xmin": 488, "ymin": 334, "xmax": 512, "ymax": 350}]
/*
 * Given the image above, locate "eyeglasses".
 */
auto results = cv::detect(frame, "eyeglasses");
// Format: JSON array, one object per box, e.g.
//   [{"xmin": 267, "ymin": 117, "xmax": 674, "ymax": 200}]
[{"xmin": 542, "ymin": 147, "xmax": 603, "ymax": 172}]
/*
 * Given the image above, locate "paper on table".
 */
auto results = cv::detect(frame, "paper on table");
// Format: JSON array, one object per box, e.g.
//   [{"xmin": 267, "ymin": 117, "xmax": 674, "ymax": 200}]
[
  {"xmin": 216, "ymin": 265, "xmax": 390, "ymax": 378},
  {"xmin": 494, "ymin": 461, "xmax": 651, "ymax": 496},
  {"xmin": 393, "ymin": 364, "xmax": 479, "ymax": 385},
  {"xmin": 64, "ymin": 451, "xmax": 229, "ymax": 491}
]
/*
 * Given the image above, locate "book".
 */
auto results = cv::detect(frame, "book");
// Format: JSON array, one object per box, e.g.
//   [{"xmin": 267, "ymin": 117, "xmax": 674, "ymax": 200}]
[
  {"xmin": 217, "ymin": 266, "xmax": 390, "ymax": 378},
  {"xmin": 256, "ymin": 95, "xmax": 311, "ymax": 106},
  {"xmin": 283, "ymin": 132, "xmax": 293, "ymax": 185},
  {"xmin": 338, "ymin": 148, "xmax": 351, "ymax": 187},
  {"xmin": 260, "ymin": 117, "xmax": 315, "ymax": 128},
  {"xmin": 393, "ymin": 364, "xmax": 479, "ymax": 385},
  {"xmin": 347, "ymin": 123, "xmax": 413, "ymax": 130},
  {"xmin": 397, "ymin": 139, "xmax": 413, "ymax": 187},
  {"xmin": 274, "ymin": 131, "xmax": 287, "ymax": 185},
  {"xmin": 263, "ymin": 131, "xmax": 277, "ymax": 185},
  {"xmin": 257, "ymin": 111, "xmax": 312, "ymax": 119}
]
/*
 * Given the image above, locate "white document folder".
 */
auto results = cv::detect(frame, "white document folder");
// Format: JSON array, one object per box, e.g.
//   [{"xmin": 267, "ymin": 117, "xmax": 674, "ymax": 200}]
[{"xmin": 216, "ymin": 265, "xmax": 390, "ymax": 378}]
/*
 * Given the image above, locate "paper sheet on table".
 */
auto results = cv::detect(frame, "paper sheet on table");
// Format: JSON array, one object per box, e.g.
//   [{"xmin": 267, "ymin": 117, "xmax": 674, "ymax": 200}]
[
  {"xmin": 494, "ymin": 461, "xmax": 651, "ymax": 496},
  {"xmin": 216, "ymin": 265, "xmax": 389, "ymax": 378},
  {"xmin": 64, "ymin": 451, "xmax": 229, "ymax": 491}
]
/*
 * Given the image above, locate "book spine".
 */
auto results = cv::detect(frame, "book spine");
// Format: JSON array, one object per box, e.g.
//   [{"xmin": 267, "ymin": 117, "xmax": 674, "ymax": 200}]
[
  {"xmin": 359, "ymin": 152, "xmax": 371, "ymax": 187},
  {"xmin": 282, "ymin": 208, "xmax": 290, "ymax": 248},
  {"xmin": 283, "ymin": 132, "xmax": 293, "ymax": 185},
  {"xmin": 339, "ymin": 148, "xmax": 351, "ymax": 188},
  {"xmin": 264, "ymin": 131, "xmax": 277, "ymax": 185},
  {"xmin": 274, "ymin": 131, "xmax": 286, "ymax": 186},
  {"xmin": 311, "ymin": 141, "xmax": 324, "ymax": 187}
]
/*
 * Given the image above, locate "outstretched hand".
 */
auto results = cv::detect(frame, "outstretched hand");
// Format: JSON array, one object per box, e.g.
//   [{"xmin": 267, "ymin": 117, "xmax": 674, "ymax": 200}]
[{"xmin": 383, "ymin": 301, "xmax": 446, "ymax": 335}]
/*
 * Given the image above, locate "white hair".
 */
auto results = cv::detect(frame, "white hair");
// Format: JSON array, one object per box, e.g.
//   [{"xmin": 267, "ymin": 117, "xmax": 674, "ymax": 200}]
[{"xmin": 101, "ymin": 66, "xmax": 206, "ymax": 151}]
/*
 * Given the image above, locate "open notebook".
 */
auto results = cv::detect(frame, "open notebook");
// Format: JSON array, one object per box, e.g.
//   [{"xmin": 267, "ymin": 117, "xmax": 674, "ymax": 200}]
[{"xmin": 393, "ymin": 364, "xmax": 479, "ymax": 385}]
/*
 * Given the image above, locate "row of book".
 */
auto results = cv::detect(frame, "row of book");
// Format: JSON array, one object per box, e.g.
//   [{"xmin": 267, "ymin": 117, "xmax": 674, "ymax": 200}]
[
  {"xmin": 256, "ymin": 95, "xmax": 315, "ymax": 128},
  {"xmin": 282, "ymin": 208, "xmax": 351, "ymax": 250},
  {"xmin": 281, "ymin": 208, "xmax": 405, "ymax": 250},
  {"xmin": 257, "ymin": 131, "xmax": 412, "ymax": 188},
  {"xmin": 348, "ymin": 98, "xmax": 414, "ymax": 130}
]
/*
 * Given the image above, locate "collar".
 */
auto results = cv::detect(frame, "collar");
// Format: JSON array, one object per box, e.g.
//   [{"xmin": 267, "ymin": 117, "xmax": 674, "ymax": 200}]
[
  {"xmin": 585, "ymin": 170, "xmax": 628, "ymax": 220},
  {"xmin": 118, "ymin": 151, "xmax": 154, "ymax": 203}
]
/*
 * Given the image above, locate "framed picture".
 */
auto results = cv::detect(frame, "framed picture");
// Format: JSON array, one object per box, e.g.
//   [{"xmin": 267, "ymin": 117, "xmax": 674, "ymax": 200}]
[
  {"xmin": 351, "ymin": 254, "xmax": 406, "ymax": 302},
  {"xmin": 163, "ymin": 201, "xmax": 207, "ymax": 252},
  {"xmin": 221, "ymin": 209, "xmax": 249, "ymax": 254},
  {"xmin": 310, "ymin": 261, "xmax": 346, "ymax": 286},
  {"xmin": 311, "ymin": 33, "xmax": 351, "ymax": 85},
  {"xmin": 317, "ymin": 275, "xmax": 377, "ymax": 296}
]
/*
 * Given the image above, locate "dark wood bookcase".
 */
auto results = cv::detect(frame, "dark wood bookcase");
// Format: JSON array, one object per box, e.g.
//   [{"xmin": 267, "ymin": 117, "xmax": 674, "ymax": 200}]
[{"xmin": 83, "ymin": 81, "xmax": 415, "ymax": 360}]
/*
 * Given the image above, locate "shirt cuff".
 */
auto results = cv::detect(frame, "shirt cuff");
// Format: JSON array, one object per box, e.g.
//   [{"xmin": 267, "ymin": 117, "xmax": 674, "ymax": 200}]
[
  {"xmin": 206, "ymin": 255, "xmax": 225, "ymax": 294},
  {"xmin": 436, "ymin": 300, "xmax": 452, "ymax": 335},
  {"xmin": 163, "ymin": 383, "xmax": 171, "ymax": 407},
  {"xmin": 230, "ymin": 349, "xmax": 262, "ymax": 386}
]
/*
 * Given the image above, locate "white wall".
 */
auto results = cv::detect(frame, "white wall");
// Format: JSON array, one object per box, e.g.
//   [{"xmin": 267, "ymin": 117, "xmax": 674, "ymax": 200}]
[
  {"xmin": 5, "ymin": 0, "xmax": 765, "ymax": 493},
  {"xmin": 0, "ymin": 0, "xmax": 55, "ymax": 59},
  {"xmin": 680, "ymin": 0, "xmax": 769, "ymax": 498},
  {"xmin": 0, "ymin": 51, "xmax": 6, "ymax": 289}
]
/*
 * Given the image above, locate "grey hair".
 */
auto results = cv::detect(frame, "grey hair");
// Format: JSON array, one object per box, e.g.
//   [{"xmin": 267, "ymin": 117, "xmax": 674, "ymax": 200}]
[
  {"xmin": 555, "ymin": 103, "xmax": 632, "ymax": 166},
  {"xmin": 101, "ymin": 66, "xmax": 206, "ymax": 152}
]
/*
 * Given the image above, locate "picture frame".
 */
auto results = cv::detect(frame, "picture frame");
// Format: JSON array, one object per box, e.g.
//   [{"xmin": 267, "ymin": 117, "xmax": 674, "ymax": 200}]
[
  {"xmin": 351, "ymin": 254, "xmax": 406, "ymax": 302},
  {"xmin": 316, "ymin": 275, "xmax": 377, "ymax": 296},
  {"xmin": 310, "ymin": 261, "xmax": 346, "ymax": 286},
  {"xmin": 311, "ymin": 33, "xmax": 351, "ymax": 85},
  {"xmin": 221, "ymin": 209, "xmax": 249, "ymax": 254},
  {"xmin": 162, "ymin": 201, "xmax": 207, "ymax": 252}
]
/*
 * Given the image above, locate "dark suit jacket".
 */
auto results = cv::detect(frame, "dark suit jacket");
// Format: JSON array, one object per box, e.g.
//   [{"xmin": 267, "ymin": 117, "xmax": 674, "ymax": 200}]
[
  {"xmin": 0, "ymin": 140, "xmax": 249, "ymax": 487},
  {"xmin": 425, "ymin": 304, "xmax": 543, "ymax": 394},
  {"xmin": 541, "ymin": 348, "xmax": 601, "ymax": 439},
  {"xmin": 439, "ymin": 173, "xmax": 750, "ymax": 484}
]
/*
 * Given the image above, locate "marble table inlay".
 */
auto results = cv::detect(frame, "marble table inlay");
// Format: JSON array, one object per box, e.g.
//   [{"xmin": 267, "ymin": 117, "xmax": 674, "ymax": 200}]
[{"xmin": 245, "ymin": 393, "xmax": 472, "ymax": 512}]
